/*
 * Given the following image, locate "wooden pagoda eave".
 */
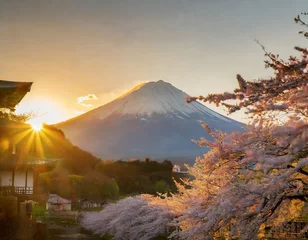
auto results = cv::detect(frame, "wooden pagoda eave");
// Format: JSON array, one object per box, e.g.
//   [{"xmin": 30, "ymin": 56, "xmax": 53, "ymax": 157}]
[
  {"xmin": 0, "ymin": 156, "xmax": 62, "ymax": 170},
  {"xmin": 0, "ymin": 80, "xmax": 33, "ymax": 109}
]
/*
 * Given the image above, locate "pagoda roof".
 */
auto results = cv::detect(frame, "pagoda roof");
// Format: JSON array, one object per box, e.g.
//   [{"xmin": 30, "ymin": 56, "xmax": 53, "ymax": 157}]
[
  {"xmin": 0, "ymin": 80, "xmax": 33, "ymax": 109},
  {"xmin": 24, "ymin": 157, "xmax": 62, "ymax": 165},
  {"xmin": 0, "ymin": 155, "xmax": 62, "ymax": 170},
  {"xmin": 0, "ymin": 80, "xmax": 32, "ymax": 89}
]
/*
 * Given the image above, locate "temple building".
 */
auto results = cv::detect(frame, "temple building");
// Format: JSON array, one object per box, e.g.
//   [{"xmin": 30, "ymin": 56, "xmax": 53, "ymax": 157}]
[{"xmin": 0, "ymin": 80, "xmax": 60, "ymax": 206}]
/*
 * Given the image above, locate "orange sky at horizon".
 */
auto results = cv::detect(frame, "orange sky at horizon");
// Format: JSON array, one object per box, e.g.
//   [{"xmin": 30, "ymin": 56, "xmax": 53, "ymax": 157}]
[{"xmin": 15, "ymin": 80, "xmax": 147, "ymax": 125}]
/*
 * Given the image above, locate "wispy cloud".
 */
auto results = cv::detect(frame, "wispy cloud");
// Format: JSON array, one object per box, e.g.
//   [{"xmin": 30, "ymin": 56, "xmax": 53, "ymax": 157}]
[
  {"xmin": 74, "ymin": 110, "xmax": 85, "ymax": 115},
  {"xmin": 74, "ymin": 93, "xmax": 98, "ymax": 117},
  {"xmin": 77, "ymin": 94, "xmax": 98, "ymax": 104},
  {"xmin": 81, "ymin": 103, "xmax": 93, "ymax": 107}
]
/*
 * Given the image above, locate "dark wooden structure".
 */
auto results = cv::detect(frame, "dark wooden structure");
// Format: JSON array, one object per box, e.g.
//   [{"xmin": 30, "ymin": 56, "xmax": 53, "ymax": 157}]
[
  {"xmin": 0, "ymin": 79, "xmax": 56, "ymax": 208},
  {"xmin": 0, "ymin": 155, "xmax": 61, "ymax": 214},
  {"xmin": 0, "ymin": 79, "xmax": 32, "ymax": 110}
]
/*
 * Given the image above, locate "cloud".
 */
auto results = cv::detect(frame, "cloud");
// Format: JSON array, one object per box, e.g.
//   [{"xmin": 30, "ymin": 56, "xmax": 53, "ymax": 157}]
[
  {"xmin": 81, "ymin": 103, "xmax": 93, "ymax": 107},
  {"xmin": 74, "ymin": 110, "xmax": 85, "ymax": 116},
  {"xmin": 77, "ymin": 94, "xmax": 98, "ymax": 104},
  {"xmin": 74, "ymin": 93, "xmax": 98, "ymax": 117}
]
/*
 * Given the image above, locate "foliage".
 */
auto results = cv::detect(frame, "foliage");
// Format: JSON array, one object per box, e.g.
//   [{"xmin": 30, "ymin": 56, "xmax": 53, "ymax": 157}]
[
  {"xmin": 35, "ymin": 125, "xmax": 100, "ymax": 174},
  {"xmin": 32, "ymin": 203, "xmax": 48, "ymax": 221},
  {"xmin": 69, "ymin": 174, "xmax": 84, "ymax": 185},
  {"xmin": 95, "ymin": 159, "xmax": 176, "ymax": 195},
  {"xmin": 79, "ymin": 171, "xmax": 119, "ymax": 200},
  {"xmin": 81, "ymin": 195, "xmax": 174, "ymax": 240},
  {"xmin": 0, "ymin": 83, "xmax": 35, "ymax": 122},
  {"xmin": 39, "ymin": 157, "xmax": 175, "ymax": 202},
  {"xmin": 154, "ymin": 180, "xmax": 170, "ymax": 194},
  {"xmin": 0, "ymin": 79, "xmax": 35, "ymax": 122},
  {"xmin": 40, "ymin": 169, "xmax": 119, "ymax": 201},
  {"xmin": 0, "ymin": 109, "xmax": 34, "ymax": 122}
]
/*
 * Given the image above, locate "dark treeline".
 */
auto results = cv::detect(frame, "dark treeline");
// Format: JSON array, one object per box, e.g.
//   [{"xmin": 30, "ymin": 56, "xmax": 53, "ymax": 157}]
[
  {"xmin": 40, "ymin": 158, "xmax": 177, "ymax": 201},
  {"xmin": 96, "ymin": 159, "xmax": 176, "ymax": 195}
]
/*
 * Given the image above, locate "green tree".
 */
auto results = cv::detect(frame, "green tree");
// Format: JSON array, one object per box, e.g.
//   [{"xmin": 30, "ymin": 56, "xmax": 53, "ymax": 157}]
[
  {"xmin": 154, "ymin": 180, "xmax": 170, "ymax": 194},
  {"xmin": 80, "ymin": 171, "xmax": 119, "ymax": 200}
]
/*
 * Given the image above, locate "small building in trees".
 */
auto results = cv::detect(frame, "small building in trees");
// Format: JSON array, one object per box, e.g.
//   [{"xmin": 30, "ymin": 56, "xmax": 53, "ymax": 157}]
[
  {"xmin": 46, "ymin": 194, "xmax": 71, "ymax": 211},
  {"xmin": 79, "ymin": 198, "xmax": 106, "ymax": 209},
  {"xmin": 173, "ymin": 164, "xmax": 181, "ymax": 172}
]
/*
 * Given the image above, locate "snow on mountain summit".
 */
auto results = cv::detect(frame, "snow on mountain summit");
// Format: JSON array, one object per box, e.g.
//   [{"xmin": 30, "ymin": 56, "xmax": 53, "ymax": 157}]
[
  {"xmin": 116, "ymin": 80, "xmax": 192, "ymax": 116},
  {"xmin": 86, "ymin": 80, "xmax": 231, "ymax": 122}
]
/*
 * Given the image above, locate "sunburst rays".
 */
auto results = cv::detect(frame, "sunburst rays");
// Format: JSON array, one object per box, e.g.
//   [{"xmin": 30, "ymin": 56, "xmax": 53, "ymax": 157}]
[{"xmin": 8, "ymin": 124, "xmax": 61, "ymax": 167}]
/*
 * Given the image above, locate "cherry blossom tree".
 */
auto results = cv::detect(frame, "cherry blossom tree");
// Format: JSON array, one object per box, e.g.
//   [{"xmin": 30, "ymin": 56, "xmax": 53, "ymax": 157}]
[
  {"xmin": 82, "ymin": 14, "xmax": 308, "ymax": 240},
  {"xmin": 171, "ymin": 13, "xmax": 308, "ymax": 239},
  {"xmin": 81, "ymin": 195, "xmax": 175, "ymax": 240}
]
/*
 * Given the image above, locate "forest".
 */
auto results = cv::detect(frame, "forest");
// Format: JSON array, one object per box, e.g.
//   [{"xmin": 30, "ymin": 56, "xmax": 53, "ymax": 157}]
[{"xmin": 39, "ymin": 158, "xmax": 177, "ymax": 201}]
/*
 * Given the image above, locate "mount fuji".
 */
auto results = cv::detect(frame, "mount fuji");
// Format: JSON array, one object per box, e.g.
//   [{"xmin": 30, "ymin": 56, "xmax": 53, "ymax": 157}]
[{"xmin": 57, "ymin": 80, "xmax": 243, "ymax": 164}]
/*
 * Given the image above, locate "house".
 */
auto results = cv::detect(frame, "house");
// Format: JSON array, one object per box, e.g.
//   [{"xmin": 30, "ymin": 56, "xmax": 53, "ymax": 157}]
[
  {"xmin": 46, "ymin": 194, "xmax": 71, "ymax": 211},
  {"xmin": 0, "ymin": 153, "xmax": 60, "ymax": 200},
  {"xmin": 173, "ymin": 164, "xmax": 181, "ymax": 172}
]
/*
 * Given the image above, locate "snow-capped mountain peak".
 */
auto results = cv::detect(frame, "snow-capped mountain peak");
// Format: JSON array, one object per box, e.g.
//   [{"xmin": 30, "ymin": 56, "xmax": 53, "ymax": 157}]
[
  {"xmin": 57, "ymin": 80, "xmax": 243, "ymax": 163},
  {"xmin": 85, "ymin": 80, "xmax": 231, "ymax": 122}
]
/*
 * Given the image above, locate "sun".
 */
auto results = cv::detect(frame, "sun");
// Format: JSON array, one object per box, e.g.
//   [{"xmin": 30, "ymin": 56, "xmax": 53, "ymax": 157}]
[{"xmin": 31, "ymin": 123, "xmax": 43, "ymax": 132}]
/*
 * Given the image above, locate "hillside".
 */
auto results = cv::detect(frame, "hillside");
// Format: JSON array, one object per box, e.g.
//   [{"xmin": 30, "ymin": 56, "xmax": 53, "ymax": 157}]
[{"xmin": 0, "ymin": 119, "xmax": 100, "ymax": 174}]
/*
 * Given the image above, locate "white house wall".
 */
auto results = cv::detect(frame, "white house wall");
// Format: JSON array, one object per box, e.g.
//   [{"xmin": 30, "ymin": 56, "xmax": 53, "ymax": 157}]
[
  {"xmin": 0, "ymin": 171, "xmax": 13, "ymax": 186},
  {"xmin": 63, "ymin": 203, "xmax": 71, "ymax": 211},
  {"xmin": 14, "ymin": 170, "xmax": 25, "ymax": 187},
  {"xmin": 0, "ymin": 169, "xmax": 34, "ymax": 187},
  {"xmin": 14, "ymin": 170, "xmax": 34, "ymax": 188},
  {"xmin": 26, "ymin": 170, "xmax": 34, "ymax": 188}
]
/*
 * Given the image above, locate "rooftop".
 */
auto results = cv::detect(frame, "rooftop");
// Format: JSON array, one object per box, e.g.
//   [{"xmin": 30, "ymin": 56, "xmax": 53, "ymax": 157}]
[
  {"xmin": 0, "ymin": 80, "xmax": 33, "ymax": 90},
  {"xmin": 0, "ymin": 80, "xmax": 33, "ymax": 109},
  {"xmin": 0, "ymin": 154, "xmax": 62, "ymax": 169}
]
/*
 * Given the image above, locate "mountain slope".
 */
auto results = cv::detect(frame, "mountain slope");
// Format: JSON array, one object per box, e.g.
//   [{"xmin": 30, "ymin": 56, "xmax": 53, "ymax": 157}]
[
  {"xmin": 0, "ymin": 119, "xmax": 100, "ymax": 174},
  {"xmin": 57, "ymin": 80, "xmax": 243, "ymax": 163}
]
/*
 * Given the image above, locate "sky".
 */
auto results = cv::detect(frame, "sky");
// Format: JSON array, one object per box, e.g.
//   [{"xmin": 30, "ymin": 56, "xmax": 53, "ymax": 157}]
[{"xmin": 0, "ymin": 0, "xmax": 307, "ymax": 124}]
